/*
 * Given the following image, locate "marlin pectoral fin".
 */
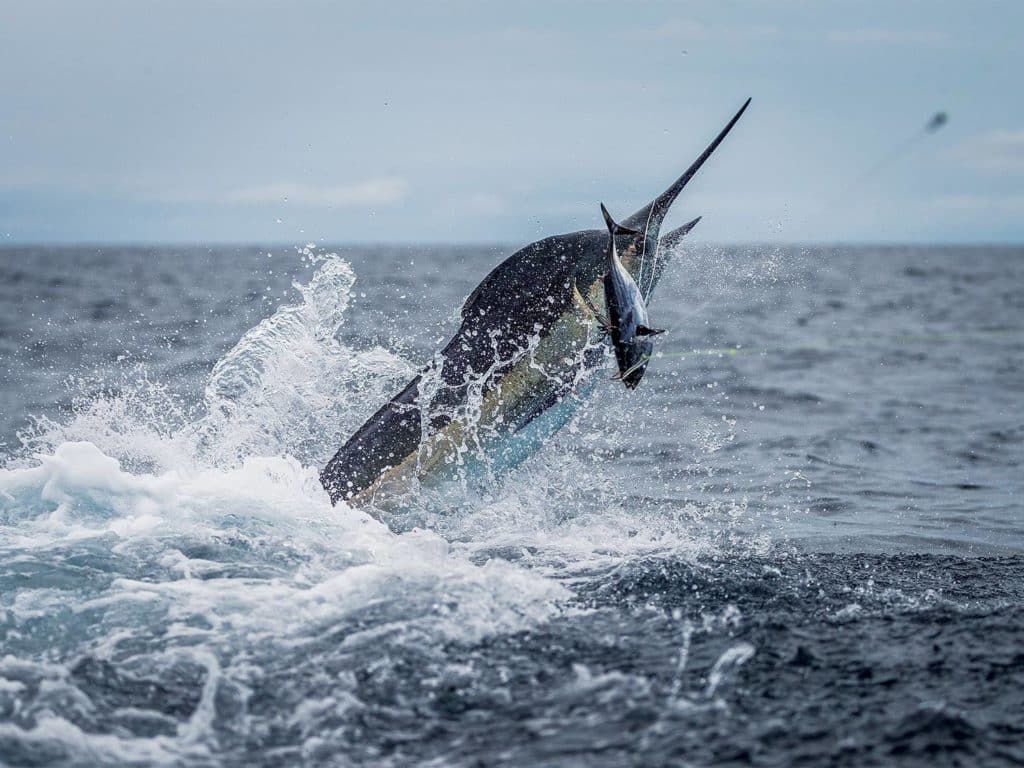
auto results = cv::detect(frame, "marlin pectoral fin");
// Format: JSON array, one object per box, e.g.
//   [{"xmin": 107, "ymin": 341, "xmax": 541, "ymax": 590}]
[
  {"xmin": 636, "ymin": 325, "xmax": 665, "ymax": 336},
  {"xmin": 573, "ymin": 280, "xmax": 612, "ymax": 330},
  {"xmin": 571, "ymin": 280, "xmax": 591, "ymax": 312}
]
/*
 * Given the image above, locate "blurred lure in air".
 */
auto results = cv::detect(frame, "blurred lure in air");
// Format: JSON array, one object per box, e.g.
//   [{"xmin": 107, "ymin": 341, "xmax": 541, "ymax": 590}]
[
  {"xmin": 924, "ymin": 112, "xmax": 949, "ymax": 133},
  {"xmin": 839, "ymin": 110, "xmax": 951, "ymax": 198}
]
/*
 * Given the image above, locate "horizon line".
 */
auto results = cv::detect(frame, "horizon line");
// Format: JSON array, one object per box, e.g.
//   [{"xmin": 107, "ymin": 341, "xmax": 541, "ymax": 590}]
[{"xmin": 2, "ymin": 239, "xmax": 1023, "ymax": 250}]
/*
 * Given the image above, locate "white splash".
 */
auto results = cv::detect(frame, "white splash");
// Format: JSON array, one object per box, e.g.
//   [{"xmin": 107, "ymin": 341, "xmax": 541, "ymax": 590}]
[
  {"xmin": 198, "ymin": 250, "xmax": 414, "ymax": 469},
  {"xmin": 0, "ymin": 249, "xmax": 576, "ymax": 764}
]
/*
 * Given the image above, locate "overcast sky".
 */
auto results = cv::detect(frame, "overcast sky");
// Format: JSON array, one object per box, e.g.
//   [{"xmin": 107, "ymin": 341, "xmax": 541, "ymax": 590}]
[{"xmin": 1, "ymin": 0, "xmax": 1021, "ymax": 244}]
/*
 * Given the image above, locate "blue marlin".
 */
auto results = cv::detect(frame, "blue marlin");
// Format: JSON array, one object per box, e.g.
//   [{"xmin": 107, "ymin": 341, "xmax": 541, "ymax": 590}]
[{"xmin": 320, "ymin": 98, "xmax": 751, "ymax": 510}]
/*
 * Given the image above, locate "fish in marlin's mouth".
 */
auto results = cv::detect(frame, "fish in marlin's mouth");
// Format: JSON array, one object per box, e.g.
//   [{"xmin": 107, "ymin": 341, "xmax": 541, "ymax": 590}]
[{"xmin": 577, "ymin": 202, "xmax": 667, "ymax": 390}]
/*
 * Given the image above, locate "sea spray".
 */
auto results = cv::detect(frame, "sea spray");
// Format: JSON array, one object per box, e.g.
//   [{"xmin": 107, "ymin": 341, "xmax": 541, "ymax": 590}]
[{"xmin": 199, "ymin": 250, "xmax": 414, "ymax": 469}]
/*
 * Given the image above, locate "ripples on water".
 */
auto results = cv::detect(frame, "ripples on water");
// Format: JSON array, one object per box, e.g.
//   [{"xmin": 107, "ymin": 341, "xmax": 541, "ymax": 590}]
[{"xmin": 0, "ymin": 244, "xmax": 1022, "ymax": 766}]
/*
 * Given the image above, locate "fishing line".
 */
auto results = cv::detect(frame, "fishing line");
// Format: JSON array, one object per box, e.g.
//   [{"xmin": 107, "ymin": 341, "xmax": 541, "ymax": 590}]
[
  {"xmin": 638, "ymin": 202, "xmax": 657, "ymax": 297},
  {"xmin": 654, "ymin": 327, "xmax": 1023, "ymax": 362}
]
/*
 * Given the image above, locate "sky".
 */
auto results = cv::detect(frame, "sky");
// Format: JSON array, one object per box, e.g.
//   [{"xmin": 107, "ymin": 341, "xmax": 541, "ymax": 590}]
[{"xmin": 1, "ymin": 0, "xmax": 1021, "ymax": 244}]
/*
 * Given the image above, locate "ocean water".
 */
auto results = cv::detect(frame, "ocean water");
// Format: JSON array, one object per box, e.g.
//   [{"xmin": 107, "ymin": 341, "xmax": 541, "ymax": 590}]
[{"xmin": 0, "ymin": 243, "xmax": 1022, "ymax": 766}]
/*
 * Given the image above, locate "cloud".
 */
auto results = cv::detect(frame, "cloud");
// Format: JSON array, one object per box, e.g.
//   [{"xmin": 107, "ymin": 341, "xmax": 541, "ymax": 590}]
[
  {"xmin": 223, "ymin": 178, "xmax": 409, "ymax": 207},
  {"xmin": 826, "ymin": 27, "xmax": 949, "ymax": 46},
  {"xmin": 929, "ymin": 194, "xmax": 1024, "ymax": 215},
  {"xmin": 457, "ymin": 192, "xmax": 505, "ymax": 216},
  {"xmin": 500, "ymin": 26, "xmax": 560, "ymax": 44},
  {"xmin": 0, "ymin": 174, "xmax": 413, "ymax": 210},
  {"xmin": 630, "ymin": 22, "xmax": 949, "ymax": 48},
  {"xmin": 631, "ymin": 19, "xmax": 779, "ymax": 43},
  {"xmin": 949, "ymin": 131, "xmax": 1024, "ymax": 174},
  {"xmin": 633, "ymin": 19, "xmax": 708, "ymax": 40}
]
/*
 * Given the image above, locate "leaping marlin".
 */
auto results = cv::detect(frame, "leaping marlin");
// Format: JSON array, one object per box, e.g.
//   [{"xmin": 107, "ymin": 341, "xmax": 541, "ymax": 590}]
[{"xmin": 320, "ymin": 98, "xmax": 751, "ymax": 511}]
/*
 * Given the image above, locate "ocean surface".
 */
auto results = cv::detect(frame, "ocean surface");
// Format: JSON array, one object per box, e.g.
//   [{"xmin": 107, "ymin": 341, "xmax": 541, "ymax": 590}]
[{"xmin": 0, "ymin": 242, "xmax": 1022, "ymax": 766}]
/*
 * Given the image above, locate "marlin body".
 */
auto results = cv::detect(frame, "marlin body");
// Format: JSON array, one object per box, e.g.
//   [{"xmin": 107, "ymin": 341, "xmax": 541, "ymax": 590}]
[
  {"xmin": 320, "ymin": 99, "xmax": 751, "ymax": 510},
  {"xmin": 595, "ymin": 203, "xmax": 665, "ymax": 389}
]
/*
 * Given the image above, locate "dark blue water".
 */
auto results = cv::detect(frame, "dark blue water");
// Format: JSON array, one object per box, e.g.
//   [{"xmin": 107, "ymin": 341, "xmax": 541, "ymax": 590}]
[{"xmin": 1, "ymin": 244, "xmax": 1022, "ymax": 766}]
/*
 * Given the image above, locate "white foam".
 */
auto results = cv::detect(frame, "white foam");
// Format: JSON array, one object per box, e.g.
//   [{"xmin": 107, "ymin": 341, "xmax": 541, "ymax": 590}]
[{"xmin": 0, "ymin": 439, "xmax": 566, "ymax": 632}]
